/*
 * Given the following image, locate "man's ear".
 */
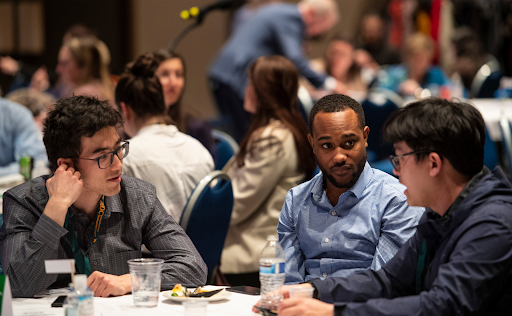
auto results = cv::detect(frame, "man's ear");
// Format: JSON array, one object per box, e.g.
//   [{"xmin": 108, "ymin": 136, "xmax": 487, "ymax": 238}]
[
  {"xmin": 307, "ymin": 133, "xmax": 314, "ymax": 151},
  {"xmin": 57, "ymin": 158, "xmax": 75, "ymax": 169},
  {"xmin": 429, "ymin": 153, "xmax": 443, "ymax": 177},
  {"xmin": 363, "ymin": 126, "xmax": 370, "ymax": 147}
]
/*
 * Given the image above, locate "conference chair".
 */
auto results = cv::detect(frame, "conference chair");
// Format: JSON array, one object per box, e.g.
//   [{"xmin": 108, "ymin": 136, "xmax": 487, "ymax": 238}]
[
  {"xmin": 180, "ymin": 170, "xmax": 234, "ymax": 284},
  {"xmin": 484, "ymin": 127, "xmax": 499, "ymax": 170},
  {"xmin": 211, "ymin": 129, "xmax": 239, "ymax": 170},
  {"xmin": 470, "ymin": 55, "xmax": 502, "ymax": 99},
  {"xmin": 362, "ymin": 88, "xmax": 404, "ymax": 174},
  {"xmin": 499, "ymin": 115, "xmax": 512, "ymax": 179}
]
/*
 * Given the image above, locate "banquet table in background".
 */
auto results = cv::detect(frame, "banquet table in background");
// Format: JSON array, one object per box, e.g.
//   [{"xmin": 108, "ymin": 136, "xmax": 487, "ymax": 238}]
[
  {"xmin": 470, "ymin": 98, "xmax": 512, "ymax": 142},
  {"xmin": 13, "ymin": 289, "xmax": 260, "ymax": 316}
]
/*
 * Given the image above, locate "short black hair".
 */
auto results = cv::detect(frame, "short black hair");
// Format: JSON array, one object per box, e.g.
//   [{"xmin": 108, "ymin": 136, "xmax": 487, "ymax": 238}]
[
  {"xmin": 43, "ymin": 95, "xmax": 123, "ymax": 171},
  {"xmin": 308, "ymin": 94, "xmax": 365, "ymax": 135},
  {"xmin": 115, "ymin": 52, "xmax": 165, "ymax": 117},
  {"xmin": 383, "ymin": 98, "xmax": 485, "ymax": 177}
]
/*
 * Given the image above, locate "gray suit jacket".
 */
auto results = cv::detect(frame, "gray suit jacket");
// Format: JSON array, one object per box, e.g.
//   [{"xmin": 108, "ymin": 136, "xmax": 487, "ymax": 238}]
[{"xmin": 0, "ymin": 175, "xmax": 207, "ymax": 297}]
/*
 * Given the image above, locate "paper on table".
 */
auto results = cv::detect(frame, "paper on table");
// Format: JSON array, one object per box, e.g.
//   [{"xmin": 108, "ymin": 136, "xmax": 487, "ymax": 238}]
[{"xmin": 44, "ymin": 259, "xmax": 75, "ymax": 274}]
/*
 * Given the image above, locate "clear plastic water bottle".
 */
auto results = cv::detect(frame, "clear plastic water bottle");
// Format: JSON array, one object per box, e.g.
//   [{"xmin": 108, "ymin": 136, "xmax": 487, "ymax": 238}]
[
  {"xmin": 259, "ymin": 235, "xmax": 285, "ymax": 310},
  {"xmin": 64, "ymin": 275, "xmax": 94, "ymax": 316}
]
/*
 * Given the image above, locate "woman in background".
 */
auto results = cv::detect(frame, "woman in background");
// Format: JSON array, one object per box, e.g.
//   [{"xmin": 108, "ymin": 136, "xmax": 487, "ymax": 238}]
[
  {"xmin": 153, "ymin": 50, "xmax": 216, "ymax": 158},
  {"xmin": 378, "ymin": 32, "xmax": 448, "ymax": 97},
  {"xmin": 116, "ymin": 52, "xmax": 214, "ymax": 221},
  {"xmin": 220, "ymin": 56, "xmax": 317, "ymax": 287},
  {"xmin": 56, "ymin": 36, "xmax": 114, "ymax": 102}
]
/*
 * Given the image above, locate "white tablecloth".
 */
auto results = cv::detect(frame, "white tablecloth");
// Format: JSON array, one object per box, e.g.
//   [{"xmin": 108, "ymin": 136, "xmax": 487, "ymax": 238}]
[
  {"xmin": 469, "ymin": 99, "xmax": 512, "ymax": 142},
  {"xmin": 13, "ymin": 290, "xmax": 260, "ymax": 316}
]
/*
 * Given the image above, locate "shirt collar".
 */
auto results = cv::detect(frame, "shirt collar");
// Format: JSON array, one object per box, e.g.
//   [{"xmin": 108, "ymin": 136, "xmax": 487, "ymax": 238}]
[
  {"xmin": 310, "ymin": 161, "xmax": 372, "ymax": 202},
  {"xmin": 137, "ymin": 123, "xmax": 177, "ymax": 137}
]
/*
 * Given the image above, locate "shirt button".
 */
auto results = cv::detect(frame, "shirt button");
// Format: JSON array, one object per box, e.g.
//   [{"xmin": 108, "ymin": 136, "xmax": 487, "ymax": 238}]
[
  {"xmin": 323, "ymin": 273, "xmax": 327, "ymax": 277},
  {"xmin": 331, "ymin": 211, "xmax": 336, "ymax": 216},
  {"xmin": 324, "ymin": 238, "xmax": 329, "ymax": 243}
]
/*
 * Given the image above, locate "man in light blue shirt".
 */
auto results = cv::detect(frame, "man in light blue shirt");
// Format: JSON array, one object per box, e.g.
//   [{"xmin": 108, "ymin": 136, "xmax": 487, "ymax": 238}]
[
  {"xmin": 0, "ymin": 97, "xmax": 47, "ymax": 177},
  {"xmin": 278, "ymin": 94, "xmax": 424, "ymax": 284}
]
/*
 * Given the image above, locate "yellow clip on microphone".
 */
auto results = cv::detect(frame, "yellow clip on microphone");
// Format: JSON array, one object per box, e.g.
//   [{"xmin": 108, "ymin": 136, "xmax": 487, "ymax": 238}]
[
  {"xmin": 189, "ymin": 6, "xmax": 200, "ymax": 17},
  {"xmin": 180, "ymin": 10, "xmax": 190, "ymax": 20}
]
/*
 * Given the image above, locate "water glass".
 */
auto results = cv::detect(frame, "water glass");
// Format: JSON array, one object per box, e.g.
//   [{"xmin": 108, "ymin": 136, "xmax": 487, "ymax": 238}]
[
  {"xmin": 288, "ymin": 286, "xmax": 314, "ymax": 298},
  {"xmin": 183, "ymin": 300, "xmax": 208, "ymax": 316},
  {"xmin": 127, "ymin": 258, "xmax": 164, "ymax": 308}
]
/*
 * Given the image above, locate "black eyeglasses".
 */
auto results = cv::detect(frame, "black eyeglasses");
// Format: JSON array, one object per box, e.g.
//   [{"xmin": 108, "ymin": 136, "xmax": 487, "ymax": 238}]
[
  {"xmin": 77, "ymin": 141, "xmax": 129, "ymax": 169},
  {"xmin": 389, "ymin": 149, "xmax": 431, "ymax": 172}
]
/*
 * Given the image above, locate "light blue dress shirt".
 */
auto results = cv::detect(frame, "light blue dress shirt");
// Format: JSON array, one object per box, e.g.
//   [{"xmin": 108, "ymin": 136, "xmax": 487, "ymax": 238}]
[
  {"xmin": 0, "ymin": 98, "xmax": 47, "ymax": 177},
  {"xmin": 278, "ymin": 162, "xmax": 424, "ymax": 284}
]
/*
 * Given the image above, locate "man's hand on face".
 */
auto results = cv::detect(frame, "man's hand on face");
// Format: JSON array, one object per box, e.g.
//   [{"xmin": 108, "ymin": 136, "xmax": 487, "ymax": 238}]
[
  {"xmin": 44, "ymin": 163, "xmax": 83, "ymax": 226},
  {"xmin": 87, "ymin": 272, "xmax": 131, "ymax": 297},
  {"xmin": 277, "ymin": 298, "xmax": 334, "ymax": 316}
]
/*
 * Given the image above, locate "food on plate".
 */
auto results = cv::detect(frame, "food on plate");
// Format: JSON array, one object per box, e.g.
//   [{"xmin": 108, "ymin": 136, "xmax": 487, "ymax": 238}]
[{"xmin": 171, "ymin": 284, "xmax": 187, "ymax": 297}]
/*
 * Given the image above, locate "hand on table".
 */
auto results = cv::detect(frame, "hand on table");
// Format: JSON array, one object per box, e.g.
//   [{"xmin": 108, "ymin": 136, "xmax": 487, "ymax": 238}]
[
  {"xmin": 399, "ymin": 79, "xmax": 421, "ymax": 97},
  {"xmin": 44, "ymin": 163, "xmax": 83, "ymax": 226},
  {"xmin": 333, "ymin": 81, "xmax": 349, "ymax": 95},
  {"xmin": 87, "ymin": 272, "xmax": 131, "ymax": 297},
  {"xmin": 277, "ymin": 298, "xmax": 334, "ymax": 316},
  {"xmin": 252, "ymin": 283, "xmax": 312, "ymax": 313}
]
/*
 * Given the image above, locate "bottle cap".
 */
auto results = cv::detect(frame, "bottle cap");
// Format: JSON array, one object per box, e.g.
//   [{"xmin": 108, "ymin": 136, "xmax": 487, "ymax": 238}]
[
  {"xmin": 74, "ymin": 274, "xmax": 87, "ymax": 292},
  {"xmin": 267, "ymin": 235, "xmax": 278, "ymax": 241}
]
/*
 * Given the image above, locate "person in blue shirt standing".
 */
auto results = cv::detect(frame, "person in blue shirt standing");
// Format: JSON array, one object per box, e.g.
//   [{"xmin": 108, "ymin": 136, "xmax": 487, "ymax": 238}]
[
  {"xmin": 278, "ymin": 94, "xmax": 424, "ymax": 284},
  {"xmin": 0, "ymin": 97, "xmax": 47, "ymax": 177},
  {"xmin": 209, "ymin": 0, "xmax": 342, "ymax": 141}
]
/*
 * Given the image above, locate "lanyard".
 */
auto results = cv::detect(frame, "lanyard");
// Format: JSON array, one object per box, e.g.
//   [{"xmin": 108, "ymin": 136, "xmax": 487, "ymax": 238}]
[
  {"xmin": 64, "ymin": 196, "xmax": 106, "ymax": 276},
  {"xmin": 415, "ymin": 239, "xmax": 428, "ymax": 294}
]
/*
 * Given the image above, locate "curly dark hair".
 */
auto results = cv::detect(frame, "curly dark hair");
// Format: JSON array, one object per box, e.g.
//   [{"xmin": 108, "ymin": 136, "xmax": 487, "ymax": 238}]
[
  {"xmin": 115, "ymin": 52, "xmax": 165, "ymax": 117},
  {"xmin": 308, "ymin": 94, "xmax": 365, "ymax": 135},
  {"xmin": 43, "ymin": 95, "xmax": 123, "ymax": 171}
]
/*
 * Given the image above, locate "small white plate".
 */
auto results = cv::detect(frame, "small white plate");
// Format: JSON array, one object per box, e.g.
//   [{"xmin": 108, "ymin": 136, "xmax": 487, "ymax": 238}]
[{"xmin": 162, "ymin": 287, "xmax": 232, "ymax": 302}]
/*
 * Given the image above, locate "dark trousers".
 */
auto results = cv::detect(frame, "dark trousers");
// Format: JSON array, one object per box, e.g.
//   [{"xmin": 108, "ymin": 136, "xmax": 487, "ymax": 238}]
[{"xmin": 209, "ymin": 78, "xmax": 251, "ymax": 143}]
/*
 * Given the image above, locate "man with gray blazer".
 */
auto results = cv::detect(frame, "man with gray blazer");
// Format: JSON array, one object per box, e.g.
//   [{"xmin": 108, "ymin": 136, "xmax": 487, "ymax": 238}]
[{"xmin": 0, "ymin": 95, "xmax": 207, "ymax": 298}]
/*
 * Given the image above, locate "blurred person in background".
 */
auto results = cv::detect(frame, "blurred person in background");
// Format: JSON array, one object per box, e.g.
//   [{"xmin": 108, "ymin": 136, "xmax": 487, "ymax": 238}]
[
  {"xmin": 355, "ymin": 11, "xmax": 401, "ymax": 66},
  {"xmin": 231, "ymin": 0, "xmax": 280, "ymax": 31},
  {"xmin": 0, "ymin": 97, "xmax": 47, "ymax": 177},
  {"xmin": 452, "ymin": 28, "xmax": 502, "ymax": 99},
  {"xmin": 209, "ymin": 0, "xmax": 341, "ymax": 142},
  {"xmin": 378, "ymin": 33, "xmax": 448, "ymax": 97},
  {"xmin": 56, "ymin": 36, "xmax": 114, "ymax": 102},
  {"xmin": 116, "ymin": 53, "xmax": 214, "ymax": 221},
  {"xmin": 220, "ymin": 56, "xmax": 317, "ymax": 287},
  {"xmin": 153, "ymin": 50, "xmax": 216, "ymax": 158},
  {"xmin": 0, "ymin": 24, "xmax": 97, "ymax": 94},
  {"xmin": 6, "ymin": 88, "xmax": 56, "ymax": 133},
  {"xmin": 309, "ymin": 35, "xmax": 368, "ymax": 103}
]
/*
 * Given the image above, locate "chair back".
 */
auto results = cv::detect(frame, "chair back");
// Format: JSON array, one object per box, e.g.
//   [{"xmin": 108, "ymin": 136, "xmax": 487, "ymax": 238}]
[
  {"xmin": 471, "ymin": 55, "xmax": 502, "ymax": 98},
  {"xmin": 180, "ymin": 171, "xmax": 233, "ymax": 282},
  {"xmin": 484, "ymin": 127, "xmax": 499, "ymax": 170},
  {"xmin": 362, "ymin": 88, "xmax": 403, "ymax": 162},
  {"xmin": 211, "ymin": 129, "xmax": 239, "ymax": 170},
  {"xmin": 499, "ymin": 116, "xmax": 512, "ymax": 178}
]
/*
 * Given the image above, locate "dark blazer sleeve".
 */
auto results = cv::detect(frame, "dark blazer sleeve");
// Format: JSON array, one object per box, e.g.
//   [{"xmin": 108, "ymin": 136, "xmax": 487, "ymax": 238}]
[
  {"xmin": 311, "ymin": 206, "xmax": 512, "ymax": 316},
  {"xmin": 141, "ymin": 192, "xmax": 207, "ymax": 289}
]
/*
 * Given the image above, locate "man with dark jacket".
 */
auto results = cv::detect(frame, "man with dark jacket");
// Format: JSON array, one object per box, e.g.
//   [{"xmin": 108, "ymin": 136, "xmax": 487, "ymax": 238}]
[{"xmin": 262, "ymin": 98, "xmax": 512, "ymax": 315}]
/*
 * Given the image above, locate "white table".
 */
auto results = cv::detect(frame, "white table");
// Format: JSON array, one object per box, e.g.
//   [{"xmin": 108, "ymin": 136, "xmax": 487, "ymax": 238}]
[
  {"xmin": 13, "ymin": 290, "xmax": 260, "ymax": 316},
  {"xmin": 469, "ymin": 99, "xmax": 512, "ymax": 142}
]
